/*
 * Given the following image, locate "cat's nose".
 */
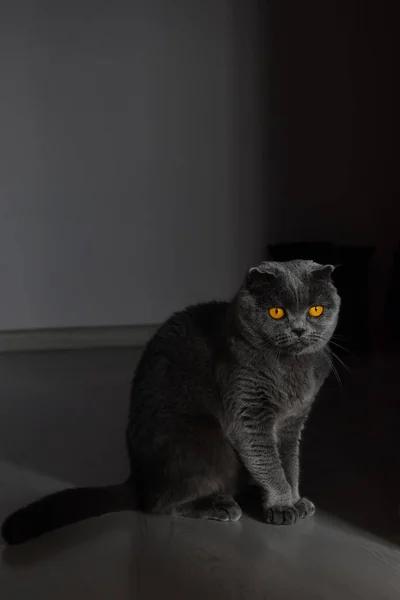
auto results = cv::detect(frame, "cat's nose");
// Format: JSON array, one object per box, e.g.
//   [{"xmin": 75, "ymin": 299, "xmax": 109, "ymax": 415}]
[{"xmin": 292, "ymin": 327, "xmax": 306, "ymax": 338}]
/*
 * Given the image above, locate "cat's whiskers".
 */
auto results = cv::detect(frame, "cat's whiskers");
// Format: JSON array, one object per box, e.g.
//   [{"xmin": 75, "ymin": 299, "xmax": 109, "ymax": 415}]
[
  {"xmin": 316, "ymin": 334, "xmax": 354, "ymax": 371},
  {"xmin": 320, "ymin": 347, "xmax": 343, "ymax": 388},
  {"xmin": 326, "ymin": 347, "xmax": 351, "ymax": 374},
  {"xmin": 327, "ymin": 337, "xmax": 357, "ymax": 359},
  {"xmin": 331, "ymin": 333, "xmax": 350, "ymax": 342}
]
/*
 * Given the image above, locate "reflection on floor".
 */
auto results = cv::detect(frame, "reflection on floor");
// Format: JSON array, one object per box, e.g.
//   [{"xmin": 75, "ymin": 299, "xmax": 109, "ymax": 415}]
[{"xmin": 0, "ymin": 347, "xmax": 399, "ymax": 599}]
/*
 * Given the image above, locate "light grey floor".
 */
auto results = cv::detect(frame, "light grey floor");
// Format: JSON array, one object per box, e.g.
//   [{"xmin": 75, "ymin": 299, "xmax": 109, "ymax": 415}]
[{"xmin": 1, "ymin": 348, "xmax": 400, "ymax": 599}]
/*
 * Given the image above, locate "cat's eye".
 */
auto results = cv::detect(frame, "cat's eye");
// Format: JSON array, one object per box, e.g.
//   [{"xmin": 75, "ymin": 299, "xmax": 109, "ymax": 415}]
[
  {"xmin": 309, "ymin": 305, "xmax": 324, "ymax": 317},
  {"xmin": 269, "ymin": 307, "xmax": 285, "ymax": 320}
]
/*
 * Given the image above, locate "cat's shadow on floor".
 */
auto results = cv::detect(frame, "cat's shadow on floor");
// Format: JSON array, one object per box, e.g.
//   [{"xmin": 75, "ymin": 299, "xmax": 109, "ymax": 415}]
[{"xmin": 236, "ymin": 486, "xmax": 265, "ymax": 523}]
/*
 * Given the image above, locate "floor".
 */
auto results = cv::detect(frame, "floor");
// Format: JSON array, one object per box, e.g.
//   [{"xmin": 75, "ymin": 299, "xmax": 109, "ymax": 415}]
[{"xmin": 0, "ymin": 347, "xmax": 400, "ymax": 599}]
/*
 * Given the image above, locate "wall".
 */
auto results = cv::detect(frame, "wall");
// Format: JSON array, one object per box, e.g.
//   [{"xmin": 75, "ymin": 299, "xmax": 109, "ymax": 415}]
[
  {"xmin": 264, "ymin": 1, "xmax": 395, "ymax": 249},
  {"xmin": 0, "ymin": 0, "xmax": 265, "ymax": 331}
]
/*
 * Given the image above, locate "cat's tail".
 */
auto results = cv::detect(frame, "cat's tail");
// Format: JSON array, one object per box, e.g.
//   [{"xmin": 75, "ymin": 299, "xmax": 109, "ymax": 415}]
[{"xmin": 1, "ymin": 479, "xmax": 136, "ymax": 545}]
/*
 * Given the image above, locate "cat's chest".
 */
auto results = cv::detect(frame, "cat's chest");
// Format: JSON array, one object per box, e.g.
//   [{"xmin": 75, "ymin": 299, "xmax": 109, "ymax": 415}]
[{"xmin": 268, "ymin": 363, "xmax": 319, "ymax": 410}]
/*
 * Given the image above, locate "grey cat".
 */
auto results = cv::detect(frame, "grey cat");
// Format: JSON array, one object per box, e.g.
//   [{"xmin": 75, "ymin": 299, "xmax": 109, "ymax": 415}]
[{"xmin": 2, "ymin": 260, "xmax": 340, "ymax": 544}]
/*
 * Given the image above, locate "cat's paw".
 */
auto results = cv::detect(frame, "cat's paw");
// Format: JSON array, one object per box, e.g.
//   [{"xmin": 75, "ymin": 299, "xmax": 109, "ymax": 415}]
[
  {"xmin": 211, "ymin": 499, "xmax": 243, "ymax": 522},
  {"xmin": 264, "ymin": 505, "xmax": 298, "ymax": 525},
  {"xmin": 295, "ymin": 497, "xmax": 315, "ymax": 519},
  {"xmin": 174, "ymin": 495, "xmax": 242, "ymax": 522}
]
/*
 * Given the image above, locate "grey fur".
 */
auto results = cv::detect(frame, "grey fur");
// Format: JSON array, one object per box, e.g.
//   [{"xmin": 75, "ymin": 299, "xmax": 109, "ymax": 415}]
[
  {"xmin": 128, "ymin": 259, "xmax": 340, "ymax": 524},
  {"xmin": 2, "ymin": 260, "xmax": 340, "ymax": 544}
]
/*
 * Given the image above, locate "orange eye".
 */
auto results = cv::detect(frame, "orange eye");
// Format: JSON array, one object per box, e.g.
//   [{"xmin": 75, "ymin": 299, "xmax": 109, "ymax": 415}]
[
  {"xmin": 269, "ymin": 307, "xmax": 285, "ymax": 320},
  {"xmin": 309, "ymin": 305, "xmax": 324, "ymax": 317}
]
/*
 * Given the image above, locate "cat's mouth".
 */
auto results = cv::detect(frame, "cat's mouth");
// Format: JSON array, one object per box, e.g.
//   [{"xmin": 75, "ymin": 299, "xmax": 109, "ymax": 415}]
[
  {"xmin": 287, "ymin": 338, "xmax": 314, "ymax": 354},
  {"xmin": 277, "ymin": 336, "xmax": 322, "ymax": 355}
]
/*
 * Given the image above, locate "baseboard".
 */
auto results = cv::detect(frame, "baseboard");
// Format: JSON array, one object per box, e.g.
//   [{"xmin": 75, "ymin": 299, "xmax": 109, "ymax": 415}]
[{"xmin": 0, "ymin": 324, "xmax": 159, "ymax": 353}]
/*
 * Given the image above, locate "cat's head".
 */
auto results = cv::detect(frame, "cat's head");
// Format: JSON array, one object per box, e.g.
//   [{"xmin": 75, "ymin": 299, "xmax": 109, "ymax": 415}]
[{"xmin": 237, "ymin": 260, "xmax": 341, "ymax": 355}]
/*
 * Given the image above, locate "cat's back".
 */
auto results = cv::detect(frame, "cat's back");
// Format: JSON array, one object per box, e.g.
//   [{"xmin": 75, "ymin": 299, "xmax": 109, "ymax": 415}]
[
  {"xmin": 130, "ymin": 301, "xmax": 229, "ymax": 416},
  {"xmin": 136, "ymin": 300, "xmax": 228, "ymax": 366}
]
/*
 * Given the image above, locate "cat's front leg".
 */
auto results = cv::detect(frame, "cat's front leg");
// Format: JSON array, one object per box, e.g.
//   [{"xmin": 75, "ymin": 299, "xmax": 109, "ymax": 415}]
[
  {"xmin": 233, "ymin": 423, "xmax": 298, "ymax": 525},
  {"xmin": 278, "ymin": 414, "xmax": 315, "ymax": 519}
]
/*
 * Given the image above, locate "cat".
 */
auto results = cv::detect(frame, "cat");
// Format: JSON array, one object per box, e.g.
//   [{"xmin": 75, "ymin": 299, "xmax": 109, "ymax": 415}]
[{"xmin": 2, "ymin": 259, "xmax": 340, "ymax": 544}]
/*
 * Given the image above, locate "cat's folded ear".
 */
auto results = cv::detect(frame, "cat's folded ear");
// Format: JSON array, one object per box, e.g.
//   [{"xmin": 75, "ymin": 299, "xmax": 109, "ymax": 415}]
[
  {"xmin": 312, "ymin": 264, "xmax": 337, "ymax": 280},
  {"xmin": 246, "ymin": 263, "xmax": 277, "ymax": 290}
]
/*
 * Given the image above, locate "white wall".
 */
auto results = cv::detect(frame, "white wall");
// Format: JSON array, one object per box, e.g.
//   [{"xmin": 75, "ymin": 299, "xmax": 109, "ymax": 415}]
[{"xmin": 0, "ymin": 0, "xmax": 265, "ymax": 331}]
